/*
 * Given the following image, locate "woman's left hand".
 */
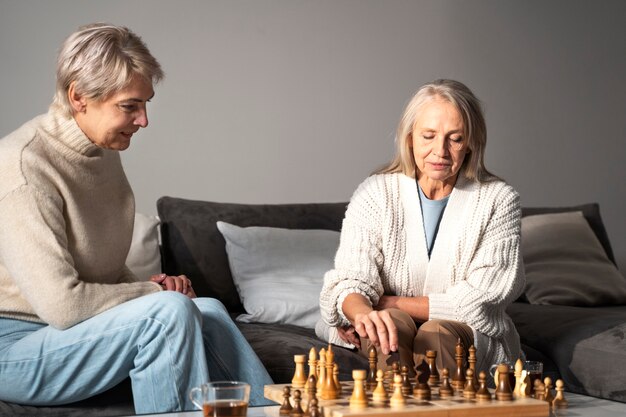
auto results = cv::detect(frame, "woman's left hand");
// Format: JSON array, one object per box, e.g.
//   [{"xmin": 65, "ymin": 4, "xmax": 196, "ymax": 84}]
[{"xmin": 150, "ymin": 274, "xmax": 197, "ymax": 299}]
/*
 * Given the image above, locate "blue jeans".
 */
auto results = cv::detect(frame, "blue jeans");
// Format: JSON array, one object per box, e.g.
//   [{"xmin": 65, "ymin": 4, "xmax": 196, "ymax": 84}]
[{"xmin": 0, "ymin": 292, "xmax": 274, "ymax": 413}]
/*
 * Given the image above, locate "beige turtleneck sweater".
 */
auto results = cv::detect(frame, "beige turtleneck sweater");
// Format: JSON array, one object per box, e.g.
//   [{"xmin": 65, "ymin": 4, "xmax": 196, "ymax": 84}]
[{"xmin": 0, "ymin": 107, "xmax": 161, "ymax": 329}]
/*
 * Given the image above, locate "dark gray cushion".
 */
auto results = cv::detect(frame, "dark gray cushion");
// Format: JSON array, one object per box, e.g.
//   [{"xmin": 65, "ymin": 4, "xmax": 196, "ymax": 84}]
[
  {"xmin": 157, "ymin": 197, "xmax": 347, "ymax": 312},
  {"xmin": 522, "ymin": 203, "xmax": 616, "ymax": 265},
  {"xmin": 235, "ymin": 320, "xmax": 368, "ymax": 384},
  {"xmin": 507, "ymin": 302, "xmax": 626, "ymax": 402}
]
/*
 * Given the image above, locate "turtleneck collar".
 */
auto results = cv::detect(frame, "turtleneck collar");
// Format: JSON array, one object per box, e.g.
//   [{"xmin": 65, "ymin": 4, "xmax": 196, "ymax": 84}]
[{"xmin": 40, "ymin": 105, "xmax": 103, "ymax": 159}]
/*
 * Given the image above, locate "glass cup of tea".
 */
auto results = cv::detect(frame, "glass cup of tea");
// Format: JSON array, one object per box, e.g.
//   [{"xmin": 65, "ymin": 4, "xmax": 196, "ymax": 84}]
[
  {"xmin": 523, "ymin": 361, "xmax": 543, "ymax": 394},
  {"xmin": 190, "ymin": 381, "xmax": 250, "ymax": 417}
]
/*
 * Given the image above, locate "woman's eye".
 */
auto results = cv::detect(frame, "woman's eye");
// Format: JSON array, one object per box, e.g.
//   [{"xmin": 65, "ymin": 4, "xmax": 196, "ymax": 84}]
[
  {"xmin": 118, "ymin": 104, "xmax": 137, "ymax": 112},
  {"xmin": 450, "ymin": 136, "xmax": 463, "ymax": 143},
  {"xmin": 422, "ymin": 135, "xmax": 435, "ymax": 140}
]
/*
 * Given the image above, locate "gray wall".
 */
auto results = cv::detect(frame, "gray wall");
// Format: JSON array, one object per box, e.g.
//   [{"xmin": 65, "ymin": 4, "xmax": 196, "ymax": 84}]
[{"xmin": 1, "ymin": 0, "xmax": 625, "ymax": 271}]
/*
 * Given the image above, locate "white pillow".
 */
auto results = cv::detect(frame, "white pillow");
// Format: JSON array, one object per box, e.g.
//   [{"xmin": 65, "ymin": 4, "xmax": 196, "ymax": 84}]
[
  {"xmin": 216, "ymin": 221, "xmax": 340, "ymax": 329},
  {"xmin": 126, "ymin": 213, "xmax": 162, "ymax": 281}
]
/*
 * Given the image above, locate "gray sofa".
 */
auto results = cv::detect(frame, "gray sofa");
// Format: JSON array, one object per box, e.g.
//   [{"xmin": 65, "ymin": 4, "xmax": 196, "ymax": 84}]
[{"xmin": 2, "ymin": 199, "xmax": 624, "ymax": 416}]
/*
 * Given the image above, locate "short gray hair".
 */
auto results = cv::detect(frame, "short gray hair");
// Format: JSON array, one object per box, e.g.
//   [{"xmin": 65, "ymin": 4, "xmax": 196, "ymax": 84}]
[
  {"xmin": 377, "ymin": 79, "xmax": 495, "ymax": 182},
  {"xmin": 52, "ymin": 23, "xmax": 164, "ymax": 116}
]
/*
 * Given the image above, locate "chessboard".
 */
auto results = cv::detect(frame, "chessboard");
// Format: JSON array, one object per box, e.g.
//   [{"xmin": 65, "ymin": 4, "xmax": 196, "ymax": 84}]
[
  {"xmin": 264, "ymin": 381, "xmax": 550, "ymax": 417},
  {"xmin": 264, "ymin": 343, "xmax": 562, "ymax": 417}
]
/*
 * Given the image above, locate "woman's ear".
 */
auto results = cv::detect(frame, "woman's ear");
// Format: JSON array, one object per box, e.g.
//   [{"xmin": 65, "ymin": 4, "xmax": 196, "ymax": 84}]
[{"xmin": 67, "ymin": 81, "xmax": 87, "ymax": 113}]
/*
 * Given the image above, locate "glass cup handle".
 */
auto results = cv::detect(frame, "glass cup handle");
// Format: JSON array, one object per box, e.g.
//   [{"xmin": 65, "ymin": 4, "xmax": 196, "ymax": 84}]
[{"xmin": 189, "ymin": 387, "xmax": 203, "ymax": 410}]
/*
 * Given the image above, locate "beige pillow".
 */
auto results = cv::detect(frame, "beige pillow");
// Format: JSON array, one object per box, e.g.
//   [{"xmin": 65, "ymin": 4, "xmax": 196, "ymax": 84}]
[{"xmin": 522, "ymin": 211, "xmax": 626, "ymax": 306}]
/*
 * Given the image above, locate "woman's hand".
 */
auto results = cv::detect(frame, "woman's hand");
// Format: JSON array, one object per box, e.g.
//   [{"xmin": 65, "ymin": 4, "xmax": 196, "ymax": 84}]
[
  {"xmin": 352, "ymin": 309, "xmax": 398, "ymax": 354},
  {"xmin": 342, "ymin": 293, "xmax": 398, "ymax": 354},
  {"xmin": 150, "ymin": 274, "xmax": 197, "ymax": 299},
  {"xmin": 337, "ymin": 325, "xmax": 361, "ymax": 348}
]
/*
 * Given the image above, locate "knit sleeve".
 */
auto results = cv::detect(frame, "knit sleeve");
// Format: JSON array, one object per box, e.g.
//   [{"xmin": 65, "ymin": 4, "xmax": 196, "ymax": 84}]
[
  {"xmin": 0, "ymin": 186, "xmax": 162, "ymax": 329},
  {"xmin": 319, "ymin": 176, "xmax": 387, "ymax": 327},
  {"xmin": 428, "ymin": 184, "xmax": 525, "ymax": 338}
]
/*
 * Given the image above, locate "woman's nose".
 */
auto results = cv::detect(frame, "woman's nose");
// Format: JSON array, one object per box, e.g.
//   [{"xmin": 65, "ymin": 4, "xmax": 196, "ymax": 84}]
[{"xmin": 134, "ymin": 109, "xmax": 149, "ymax": 128}]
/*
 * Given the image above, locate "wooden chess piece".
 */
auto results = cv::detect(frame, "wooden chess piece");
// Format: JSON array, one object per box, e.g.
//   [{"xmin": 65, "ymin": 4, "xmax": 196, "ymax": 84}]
[
  {"xmin": 495, "ymin": 364, "xmax": 513, "ymax": 401},
  {"xmin": 372, "ymin": 369, "xmax": 388, "ymax": 405},
  {"xmin": 322, "ymin": 345, "xmax": 338, "ymax": 400},
  {"xmin": 401, "ymin": 365, "xmax": 412, "ymax": 396},
  {"xmin": 392, "ymin": 361, "xmax": 401, "ymax": 378},
  {"xmin": 308, "ymin": 398, "xmax": 321, "ymax": 417},
  {"xmin": 413, "ymin": 370, "xmax": 431, "ymax": 401},
  {"xmin": 468, "ymin": 345, "xmax": 478, "ymax": 390},
  {"xmin": 333, "ymin": 363, "xmax": 342, "ymax": 395},
  {"xmin": 426, "ymin": 350, "xmax": 440, "ymax": 386},
  {"xmin": 519, "ymin": 370, "xmax": 531, "ymax": 397},
  {"xmin": 305, "ymin": 347, "xmax": 318, "ymax": 390},
  {"xmin": 513, "ymin": 358, "xmax": 523, "ymax": 398},
  {"xmin": 552, "ymin": 379, "xmax": 568, "ymax": 409},
  {"xmin": 350, "ymin": 369, "xmax": 369, "ymax": 408},
  {"xmin": 367, "ymin": 345, "xmax": 378, "ymax": 390},
  {"xmin": 305, "ymin": 375, "xmax": 317, "ymax": 416},
  {"xmin": 543, "ymin": 377, "xmax": 554, "ymax": 405},
  {"xmin": 451, "ymin": 339, "xmax": 466, "ymax": 391},
  {"xmin": 389, "ymin": 373, "xmax": 406, "ymax": 407},
  {"xmin": 534, "ymin": 379, "xmax": 545, "ymax": 401},
  {"xmin": 292, "ymin": 354, "xmax": 307, "ymax": 389},
  {"xmin": 438, "ymin": 368, "xmax": 454, "ymax": 398},
  {"xmin": 463, "ymin": 369, "xmax": 477, "ymax": 399},
  {"xmin": 317, "ymin": 348, "xmax": 326, "ymax": 392},
  {"xmin": 290, "ymin": 390, "xmax": 304, "ymax": 417},
  {"xmin": 280, "ymin": 386, "xmax": 293, "ymax": 415},
  {"xmin": 476, "ymin": 371, "xmax": 492, "ymax": 401}
]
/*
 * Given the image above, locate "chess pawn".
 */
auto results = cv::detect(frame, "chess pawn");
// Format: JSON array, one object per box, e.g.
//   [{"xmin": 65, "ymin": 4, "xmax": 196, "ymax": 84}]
[
  {"xmin": 389, "ymin": 373, "xmax": 406, "ymax": 408},
  {"xmin": 290, "ymin": 390, "xmax": 304, "ymax": 417},
  {"xmin": 451, "ymin": 339, "xmax": 466, "ymax": 391},
  {"xmin": 308, "ymin": 398, "xmax": 321, "ymax": 417},
  {"xmin": 305, "ymin": 347, "xmax": 318, "ymax": 390},
  {"xmin": 552, "ymin": 379, "xmax": 568, "ymax": 409},
  {"xmin": 280, "ymin": 386, "xmax": 293, "ymax": 416},
  {"xmin": 438, "ymin": 368, "xmax": 454, "ymax": 398},
  {"xmin": 495, "ymin": 364, "xmax": 513, "ymax": 401},
  {"xmin": 513, "ymin": 358, "xmax": 524, "ymax": 398},
  {"xmin": 306, "ymin": 374, "xmax": 317, "ymax": 413},
  {"xmin": 543, "ymin": 377, "xmax": 555, "ymax": 405},
  {"xmin": 534, "ymin": 379, "xmax": 545, "ymax": 401},
  {"xmin": 367, "ymin": 345, "xmax": 378, "ymax": 390},
  {"xmin": 350, "ymin": 369, "xmax": 369, "ymax": 408},
  {"xmin": 476, "ymin": 371, "xmax": 492, "ymax": 401},
  {"xmin": 413, "ymin": 370, "xmax": 431, "ymax": 402},
  {"xmin": 401, "ymin": 365, "xmax": 412, "ymax": 396},
  {"xmin": 322, "ymin": 345, "xmax": 338, "ymax": 400},
  {"xmin": 463, "ymin": 369, "xmax": 477, "ymax": 399},
  {"xmin": 372, "ymin": 369, "xmax": 388, "ymax": 405},
  {"xmin": 426, "ymin": 350, "xmax": 440, "ymax": 386},
  {"xmin": 292, "ymin": 355, "xmax": 307, "ymax": 389}
]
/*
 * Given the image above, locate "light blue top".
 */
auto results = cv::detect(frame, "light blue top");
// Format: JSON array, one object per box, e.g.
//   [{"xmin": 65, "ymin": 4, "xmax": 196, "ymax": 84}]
[{"xmin": 418, "ymin": 185, "xmax": 450, "ymax": 257}]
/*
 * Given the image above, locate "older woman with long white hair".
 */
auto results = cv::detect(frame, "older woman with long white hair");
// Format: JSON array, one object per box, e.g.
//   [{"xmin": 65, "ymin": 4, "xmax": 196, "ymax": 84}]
[
  {"xmin": 0, "ymin": 23, "xmax": 272, "ymax": 413},
  {"xmin": 318, "ymin": 79, "xmax": 524, "ymax": 378}
]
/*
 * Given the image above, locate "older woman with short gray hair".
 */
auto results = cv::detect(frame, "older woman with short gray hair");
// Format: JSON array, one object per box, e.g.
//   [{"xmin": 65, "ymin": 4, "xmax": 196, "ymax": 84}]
[{"xmin": 0, "ymin": 23, "xmax": 272, "ymax": 413}]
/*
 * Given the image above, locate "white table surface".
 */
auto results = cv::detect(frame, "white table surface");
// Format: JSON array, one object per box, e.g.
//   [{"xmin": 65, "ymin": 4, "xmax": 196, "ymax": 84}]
[{"xmin": 128, "ymin": 392, "xmax": 626, "ymax": 417}]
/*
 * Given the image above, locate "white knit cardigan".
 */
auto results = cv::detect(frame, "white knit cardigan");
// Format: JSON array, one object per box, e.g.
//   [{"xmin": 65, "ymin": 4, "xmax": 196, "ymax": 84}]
[{"xmin": 317, "ymin": 172, "xmax": 525, "ymax": 372}]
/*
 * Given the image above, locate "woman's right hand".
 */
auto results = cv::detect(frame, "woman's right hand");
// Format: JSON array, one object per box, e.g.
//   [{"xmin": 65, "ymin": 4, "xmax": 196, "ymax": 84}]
[
  {"xmin": 352, "ymin": 309, "xmax": 398, "ymax": 354},
  {"xmin": 150, "ymin": 274, "xmax": 196, "ymax": 299},
  {"xmin": 342, "ymin": 293, "xmax": 398, "ymax": 354}
]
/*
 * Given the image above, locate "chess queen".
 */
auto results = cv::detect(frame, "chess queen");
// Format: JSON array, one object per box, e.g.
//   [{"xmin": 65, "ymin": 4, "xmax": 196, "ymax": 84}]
[{"xmin": 317, "ymin": 79, "xmax": 524, "ymax": 377}]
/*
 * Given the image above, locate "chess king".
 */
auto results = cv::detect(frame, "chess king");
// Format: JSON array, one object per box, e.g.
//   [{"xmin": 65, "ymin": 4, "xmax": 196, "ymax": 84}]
[{"xmin": 317, "ymin": 79, "xmax": 525, "ymax": 377}]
